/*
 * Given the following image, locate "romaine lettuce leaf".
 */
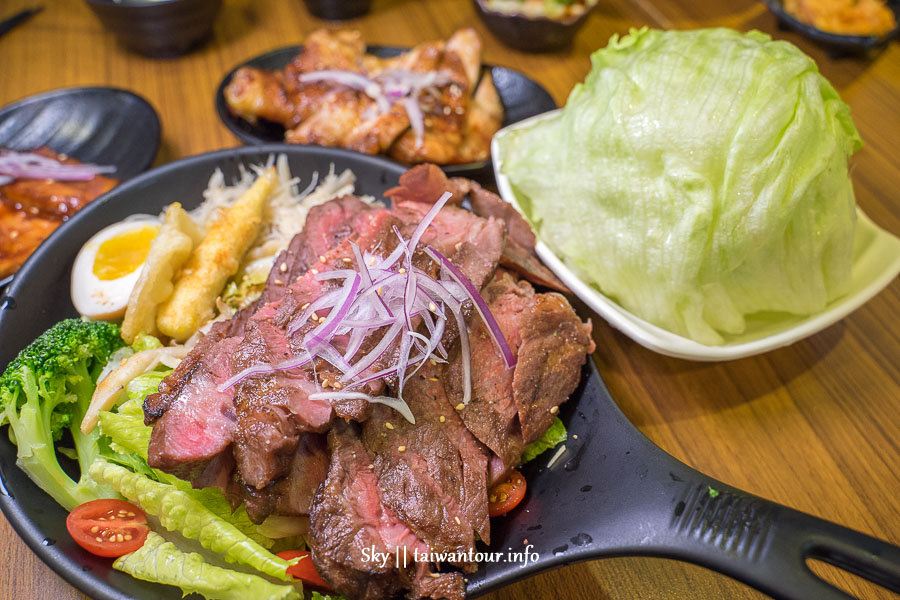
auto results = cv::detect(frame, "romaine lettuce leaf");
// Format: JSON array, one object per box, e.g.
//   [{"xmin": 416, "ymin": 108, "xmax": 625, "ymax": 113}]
[
  {"xmin": 499, "ymin": 27, "xmax": 861, "ymax": 345},
  {"xmin": 114, "ymin": 532, "xmax": 300, "ymax": 600},
  {"xmin": 521, "ymin": 417, "xmax": 567, "ymax": 464},
  {"xmin": 90, "ymin": 461, "xmax": 292, "ymax": 580}
]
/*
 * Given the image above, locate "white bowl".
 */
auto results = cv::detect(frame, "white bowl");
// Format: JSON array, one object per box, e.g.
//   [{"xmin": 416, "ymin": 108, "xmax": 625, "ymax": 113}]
[{"xmin": 492, "ymin": 110, "xmax": 900, "ymax": 361}]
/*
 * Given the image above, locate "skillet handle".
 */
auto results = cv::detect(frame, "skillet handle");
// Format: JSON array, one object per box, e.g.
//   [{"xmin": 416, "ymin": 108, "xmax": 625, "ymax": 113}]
[{"xmin": 653, "ymin": 478, "xmax": 900, "ymax": 600}]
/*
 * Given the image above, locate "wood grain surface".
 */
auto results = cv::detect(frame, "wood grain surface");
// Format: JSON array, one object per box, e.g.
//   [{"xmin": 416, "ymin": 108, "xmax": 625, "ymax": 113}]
[{"xmin": 1, "ymin": 0, "xmax": 898, "ymax": 599}]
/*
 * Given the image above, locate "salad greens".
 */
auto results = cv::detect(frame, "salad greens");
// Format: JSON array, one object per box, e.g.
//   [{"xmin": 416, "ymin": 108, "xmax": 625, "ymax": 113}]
[
  {"xmin": 90, "ymin": 461, "xmax": 295, "ymax": 580},
  {"xmin": 114, "ymin": 532, "xmax": 300, "ymax": 600},
  {"xmin": 0, "ymin": 319, "xmax": 123, "ymax": 510},
  {"xmin": 521, "ymin": 417, "xmax": 567, "ymax": 463},
  {"xmin": 499, "ymin": 27, "xmax": 861, "ymax": 345}
]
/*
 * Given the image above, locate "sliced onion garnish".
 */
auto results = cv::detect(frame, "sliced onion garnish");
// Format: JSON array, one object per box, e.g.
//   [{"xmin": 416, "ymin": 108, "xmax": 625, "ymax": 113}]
[
  {"xmin": 217, "ymin": 352, "xmax": 312, "ymax": 392},
  {"xmin": 226, "ymin": 187, "xmax": 520, "ymax": 420},
  {"xmin": 425, "ymin": 246, "xmax": 516, "ymax": 369},
  {"xmin": 0, "ymin": 150, "xmax": 116, "ymax": 182},
  {"xmin": 308, "ymin": 391, "xmax": 415, "ymax": 425},
  {"xmin": 0, "ymin": 175, "xmax": 12, "ymax": 186},
  {"xmin": 401, "ymin": 97, "xmax": 425, "ymax": 149}
]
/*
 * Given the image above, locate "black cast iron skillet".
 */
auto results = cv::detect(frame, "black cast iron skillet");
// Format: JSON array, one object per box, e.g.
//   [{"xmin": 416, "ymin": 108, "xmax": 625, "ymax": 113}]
[
  {"xmin": 214, "ymin": 45, "xmax": 557, "ymax": 182},
  {"xmin": 0, "ymin": 145, "xmax": 898, "ymax": 600}
]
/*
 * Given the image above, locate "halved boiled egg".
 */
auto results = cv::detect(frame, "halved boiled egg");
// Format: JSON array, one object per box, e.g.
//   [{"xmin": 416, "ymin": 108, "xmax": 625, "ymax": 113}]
[{"xmin": 71, "ymin": 217, "xmax": 160, "ymax": 320}]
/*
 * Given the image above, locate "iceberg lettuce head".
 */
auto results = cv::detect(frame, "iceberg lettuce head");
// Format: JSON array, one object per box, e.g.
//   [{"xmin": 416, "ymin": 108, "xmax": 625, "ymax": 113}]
[{"xmin": 499, "ymin": 27, "xmax": 861, "ymax": 344}]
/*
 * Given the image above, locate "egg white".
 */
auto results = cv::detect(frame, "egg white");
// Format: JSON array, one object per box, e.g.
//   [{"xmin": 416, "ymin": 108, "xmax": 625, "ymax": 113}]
[{"xmin": 71, "ymin": 217, "xmax": 160, "ymax": 320}]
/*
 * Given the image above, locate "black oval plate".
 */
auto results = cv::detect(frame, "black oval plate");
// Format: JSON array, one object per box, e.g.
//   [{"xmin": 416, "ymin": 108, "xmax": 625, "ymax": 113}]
[
  {"xmin": 0, "ymin": 86, "xmax": 161, "ymax": 288},
  {"xmin": 214, "ymin": 45, "xmax": 557, "ymax": 180},
  {"xmin": 0, "ymin": 143, "xmax": 601, "ymax": 600},
  {"xmin": 762, "ymin": 0, "xmax": 900, "ymax": 55}
]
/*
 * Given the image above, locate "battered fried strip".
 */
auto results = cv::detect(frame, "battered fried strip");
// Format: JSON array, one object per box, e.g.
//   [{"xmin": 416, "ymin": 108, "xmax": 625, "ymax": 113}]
[
  {"xmin": 121, "ymin": 203, "xmax": 202, "ymax": 344},
  {"xmin": 156, "ymin": 168, "xmax": 277, "ymax": 342}
]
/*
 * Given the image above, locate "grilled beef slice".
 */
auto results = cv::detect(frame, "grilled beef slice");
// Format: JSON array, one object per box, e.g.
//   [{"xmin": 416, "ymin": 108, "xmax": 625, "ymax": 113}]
[{"xmin": 309, "ymin": 423, "xmax": 465, "ymax": 600}]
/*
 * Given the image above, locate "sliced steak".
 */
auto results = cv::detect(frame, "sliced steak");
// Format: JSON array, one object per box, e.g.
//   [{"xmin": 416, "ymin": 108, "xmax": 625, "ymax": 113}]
[
  {"xmin": 231, "ymin": 206, "xmax": 400, "ymax": 494},
  {"xmin": 363, "ymin": 363, "xmax": 491, "ymax": 561},
  {"xmin": 514, "ymin": 292, "xmax": 594, "ymax": 443},
  {"xmin": 447, "ymin": 270, "xmax": 533, "ymax": 473},
  {"xmin": 309, "ymin": 423, "xmax": 431, "ymax": 600},
  {"xmin": 240, "ymin": 432, "xmax": 330, "ymax": 523}
]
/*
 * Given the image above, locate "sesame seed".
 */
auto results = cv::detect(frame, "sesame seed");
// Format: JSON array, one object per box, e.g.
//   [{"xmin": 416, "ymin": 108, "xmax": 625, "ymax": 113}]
[
  {"xmin": 368, "ymin": 464, "xmax": 375, "ymax": 469},
  {"xmin": 430, "ymin": 359, "xmax": 437, "ymax": 366},
  {"xmin": 439, "ymin": 416, "xmax": 446, "ymax": 423},
  {"xmin": 443, "ymin": 106, "xmax": 452, "ymax": 115},
  {"xmin": 116, "ymin": 534, "xmax": 124, "ymax": 543},
  {"xmin": 499, "ymin": 493, "xmax": 508, "ymax": 502},
  {"xmin": 398, "ymin": 445, "xmax": 406, "ymax": 452},
  {"xmin": 332, "ymin": 381, "xmax": 343, "ymax": 390},
  {"xmin": 550, "ymin": 406, "xmax": 559, "ymax": 415},
  {"xmin": 399, "ymin": 268, "xmax": 406, "ymax": 274},
  {"xmin": 454, "ymin": 516, "xmax": 461, "ymax": 525},
  {"xmin": 319, "ymin": 255, "xmax": 327, "ymax": 263},
  {"xmin": 274, "ymin": 279, "xmax": 283, "ymax": 285},
  {"xmin": 90, "ymin": 526, "xmax": 99, "ymax": 534},
  {"xmin": 385, "ymin": 422, "xmax": 394, "ymax": 430},
  {"xmin": 369, "ymin": 257, "xmax": 376, "ymax": 266},
  {"xmin": 429, "ymin": 572, "xmax": 440, "ymax": 578},
  {"xmin": 454, "ymin": 242, "xmax": 462, "ymax": 251},
  {"xmin": 455, "ymin": 403, "xmax": 464, "ymax": 411},
  {"xmin": 572, "ymin": 435, "xmax": 578, "ymax": 440},
  {"xmin": 311, "ymin": 268, "xmax": 319, "ymax": 275},
  {"xmin": 310, "ymin": 314, "xmax": 319, "ymax": 322},
  {"xmin": 98, "ymin": 517, "xmax": 106, "ymax": 521},
  {"xmin": 95, "ymin": 537, "xmax": 103, "ymax": 543},
  {"xmin": 124, "ymin": 534, "xmax": 132, "ymax": 541},
  {"xmin": 280, "ymin": 262, "xmax": 288, "ymax": 272},
  {"xmin": 342, "ymin": 257, "xmax": 352, "ymax": 263},
  {"xmin": 322, "ymin": 379, "xmax": 329, "ymax": 388},
  {"xmin": 296, "ymin": 276, "xmax": 303, "ymax": 282},
  {"xmin": 377, "ymin": 287, "xmax": 383, "ymax": 296},
  {"xmin": 318, "ymin": 316, "xmax": 326, "ymax": 324},
  {"xmin": 429, "ymin": 302, "xmax": 437, "ymax": 311},
  {"xmin": 301, "ymin": 302, "xmax": 310, "ymax": 310},
  {"xmin": 109, "ymin": 515, "xmax": 116, "ymax": 520},
  {"xmin": 428, "ymin": 377, "xmax": 439, "ymax": 382}
]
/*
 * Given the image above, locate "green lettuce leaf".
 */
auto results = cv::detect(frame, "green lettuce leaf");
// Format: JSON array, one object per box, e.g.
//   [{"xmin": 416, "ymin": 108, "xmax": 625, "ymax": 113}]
[
  {"xmin": 499, "ymin": 27, "xmax": 861, "ymax": 345},
  {"xmin": 90, "ymin": 461, "xmax": 291, "ymax": 580},
  {"xmin": 311, "ymin": 593, "xmax": 349, "ymax": 600},
  {"xmin": 521, "ymin": 417, "xmax": 567, "ymax": 464},
  {"xmin": 125, "ymin": 370, "xmax": 170, "ymax": 404},
  {"xmin": 114, "ymin": 532, "xmax": 300, "ymax": 600}
]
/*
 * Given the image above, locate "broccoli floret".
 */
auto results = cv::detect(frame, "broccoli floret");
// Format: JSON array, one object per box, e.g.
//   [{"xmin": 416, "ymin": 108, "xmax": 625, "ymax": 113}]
[{"xmin": 0, "ymin": 319, "xmax": 124, "ymax": 511}]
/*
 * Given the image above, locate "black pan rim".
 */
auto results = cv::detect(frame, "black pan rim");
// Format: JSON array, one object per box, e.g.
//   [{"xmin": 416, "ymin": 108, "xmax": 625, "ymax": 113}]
[
  {"xmin": 213, "ymin": 43, "xmax": 556, "ymax": 176},
  {"xmin": 761, "ymin": 0, "xmax": 900, "ymax": 50}
]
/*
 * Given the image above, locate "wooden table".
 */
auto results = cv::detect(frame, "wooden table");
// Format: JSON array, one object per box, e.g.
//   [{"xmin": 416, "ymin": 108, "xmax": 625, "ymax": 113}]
[{"xmin": 1, "ymin": 0, "xmax": 898, "ymax": 599}]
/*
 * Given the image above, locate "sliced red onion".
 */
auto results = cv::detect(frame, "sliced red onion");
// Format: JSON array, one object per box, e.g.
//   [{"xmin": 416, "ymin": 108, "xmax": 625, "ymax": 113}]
[
  {"xmin": 309, "ymin": 391, "xmax": 415, "ymax": 425},
  {"xmin": 304, "ymin": 273, "xmax": 361, "ymax": 350},
  {"xmin": 425, "ymin": 246, "xmax": 516, "ymax": 370},
  {"xmin": 376, "ymin": 191, "xmax": 452, "ymax": 271},
  {"xmin": 340, "ymin": 322, "xmax": 403, "ymax": 382},
  {"xmin": 299, "ymin": 70, "xmax": 390, "ymax": 113},
  {"xmin": 0, "ymin": 175, "xmax": 12, "ymax": 186},
  {"xmin": 0, "ymin": 150, "xmax": 115, "ymax": 182},
  {"xmin": 401, "ymin": 96, "xmax": 425, "ymax": 149},
  {"xmin": 217, "ymin": 352, "xmax": 312, "ymax": 392},
  {"xmin": 288, "ymin": 288, "xmax": 344, "ymax": 335}
]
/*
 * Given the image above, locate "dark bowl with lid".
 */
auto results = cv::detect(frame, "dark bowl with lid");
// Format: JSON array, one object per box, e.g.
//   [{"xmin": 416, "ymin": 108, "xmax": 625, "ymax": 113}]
[
  {"xmin": 84, "ymin": 0, "xmax": 223, "ymax": 58},
  {"xmin": 473, "ymin": 0, "xmax": 596, "ymax": 52}
]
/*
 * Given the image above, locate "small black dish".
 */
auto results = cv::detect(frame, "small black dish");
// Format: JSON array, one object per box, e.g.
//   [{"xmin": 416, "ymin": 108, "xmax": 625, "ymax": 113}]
[
  {"xmin": 214, "ymin": 45, "xmax": 557, "ymax": 181},
  {"xmin": 0, "ymin": 86, "xmax": 161, "ymax": 289},
  {"xmin": 473, "ymin": 0, "xmax": 595, "ymax": 53},
  {"xmin": 302, "ymin": 0, "xmax": 372, "ymax": 20},
  {"xmin": 84, "ymin": 0, "xmax": 223, "ymax": 58},
  {"xmin": 762, "ymin": 0, "xmax": 900, "ymax": 57}
]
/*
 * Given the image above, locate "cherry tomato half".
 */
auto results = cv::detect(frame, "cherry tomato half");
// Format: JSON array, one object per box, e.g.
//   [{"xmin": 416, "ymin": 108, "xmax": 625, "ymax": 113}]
[
  {"xmin": 488, "ymin": 469, "xmax": 527, "ymax": 517},
  {"xmin": 66, "ymin": 499, "xmax": 149, "ymax": 558},
  {"xmin": 277, "ymin": 550, "xmax": 331, "ymax": 591}
]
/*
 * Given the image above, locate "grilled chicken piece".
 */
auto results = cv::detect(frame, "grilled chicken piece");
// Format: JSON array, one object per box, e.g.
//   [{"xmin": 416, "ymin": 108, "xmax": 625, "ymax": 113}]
[{"xmin": 223, "ymin": 28, "xmax": 502, "ymax": 165}]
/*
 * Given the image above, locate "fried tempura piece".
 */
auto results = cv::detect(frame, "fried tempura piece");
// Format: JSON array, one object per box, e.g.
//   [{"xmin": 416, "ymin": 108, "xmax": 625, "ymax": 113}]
[
  {"xmin": 156, "ymin": 167, "xmax": 277, "ymax": 342},
  {"xmin": 121, "ymin": 203, "xmax": 202, "ymax": 344}
]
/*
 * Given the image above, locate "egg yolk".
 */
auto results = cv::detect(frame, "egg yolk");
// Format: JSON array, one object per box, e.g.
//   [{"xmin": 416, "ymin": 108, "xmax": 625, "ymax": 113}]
[{"xmin": 92, "ymin": 225, "xmax": 158, "ymax": 280}]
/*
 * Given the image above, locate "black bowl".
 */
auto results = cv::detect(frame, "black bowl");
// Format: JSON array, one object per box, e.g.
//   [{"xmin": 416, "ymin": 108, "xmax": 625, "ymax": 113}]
[
  {"xmin": 0, "ymin": 86, "xmax": 161, "ymax": 290},
  {"xmin": 214, "ymin": 45, "xmax": 557, "ymax": 181},
  {"xmin": 84, "ymin": 0, "xmax": 223, "ymax": 58},
  {"xmin": 302, "ymin": 0, "xmax": 372, "ymax": 20},
  {"xmin": 762, "ymin": 0, "xmax": 900, "ymax": 56},
  {"xmin": 473, "ymin": 0, "xmax": 595, "ymax": 52}
]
